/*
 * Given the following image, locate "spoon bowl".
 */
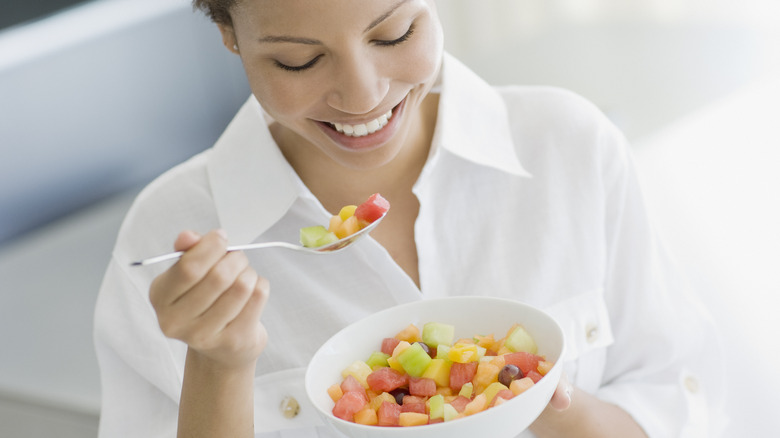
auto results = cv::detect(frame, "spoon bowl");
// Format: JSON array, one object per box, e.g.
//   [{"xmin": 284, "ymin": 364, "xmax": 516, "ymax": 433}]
[{"xmin": 131, "ymin": 213, "xmax": 386, "ymax": 266}]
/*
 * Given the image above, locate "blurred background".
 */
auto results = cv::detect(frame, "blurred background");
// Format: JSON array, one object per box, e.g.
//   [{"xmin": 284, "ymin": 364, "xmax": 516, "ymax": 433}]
[{"xmin": 1, "ymin": 0, "xmax": 778, "ymax": 436}]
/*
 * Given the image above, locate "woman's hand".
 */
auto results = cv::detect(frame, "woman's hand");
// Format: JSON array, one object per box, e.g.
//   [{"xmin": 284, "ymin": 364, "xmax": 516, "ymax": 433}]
[
  {"xmin": 149, "ymin": 229, "xmax": 270, "ymax": 369},
  {"xmin": 530, "ymin": 373, "xmax": 648, "ymax": 438}
]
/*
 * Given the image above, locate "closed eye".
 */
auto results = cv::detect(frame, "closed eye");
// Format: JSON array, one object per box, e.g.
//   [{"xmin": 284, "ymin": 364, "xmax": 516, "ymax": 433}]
[
  {"xmin": 373, "ymin": 23, "xmax": 415, "ymax": 47},
  {"xmin": 275, "ymin": 54, "xmax": 323, "ymax": 72}
]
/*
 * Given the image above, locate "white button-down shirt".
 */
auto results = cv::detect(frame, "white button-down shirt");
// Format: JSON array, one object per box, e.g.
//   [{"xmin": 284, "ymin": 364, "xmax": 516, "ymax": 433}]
[{"xmin": 94, "ymin": 53, "xmax": 722, "ymax": 437}]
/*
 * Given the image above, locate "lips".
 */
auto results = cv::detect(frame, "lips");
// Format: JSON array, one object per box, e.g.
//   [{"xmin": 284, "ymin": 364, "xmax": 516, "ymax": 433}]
[
  {"xmin": 331, "ymin": 109, "xmax": 393, "ymax": 137},
  {"xmin": 318, "ymin": 98, "xmax": 406, "ymax": 151}
]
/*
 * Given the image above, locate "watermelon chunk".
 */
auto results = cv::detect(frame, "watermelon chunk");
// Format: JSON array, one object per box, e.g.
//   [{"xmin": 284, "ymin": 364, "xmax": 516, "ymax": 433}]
[
  {"xmin": 366, "ymin": 367, "xmax": 408, "ymax": 392},
  {"xmin": 377, "ymin": 401, "xmax": 402, "ymax": 426},
  {"xmin": 503, "ymin": 352, "xmax": 544, "ymax": 377},
  {"xmin": 355, "ymin": 193, "xmax": 390, "ymax": 224},
  {"xmin": 449, "ymin": 361, "xmax": 478, "ymax": 392},
  {"xmin": 333, "ymin": 390, "xmax": 368, "ymax": 421}
]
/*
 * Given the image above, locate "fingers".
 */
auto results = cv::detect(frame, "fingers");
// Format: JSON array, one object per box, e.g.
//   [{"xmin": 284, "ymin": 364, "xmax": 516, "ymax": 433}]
[
  {"xmin": 149, "ymin": 229, "xmax": 271, "ymax": 366},
  {"xmin": 151, "ymin": 230, "xmax": 229, "ymax": 307},
  {"xmin": 549, "ymin": 373, "xmax": 574, "ymax": 411}
]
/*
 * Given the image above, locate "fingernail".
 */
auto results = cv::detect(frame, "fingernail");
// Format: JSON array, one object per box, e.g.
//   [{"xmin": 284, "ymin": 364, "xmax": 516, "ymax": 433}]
[{"xmin": 216, "ymin": 228, "xmax": 228, "ymax": 241}]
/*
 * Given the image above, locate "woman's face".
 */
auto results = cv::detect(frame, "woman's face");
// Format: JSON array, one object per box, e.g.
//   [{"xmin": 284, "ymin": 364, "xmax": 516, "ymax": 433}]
[{"xmin": 221, "ymin": 0, "xmax": 443, "ymax": 169}]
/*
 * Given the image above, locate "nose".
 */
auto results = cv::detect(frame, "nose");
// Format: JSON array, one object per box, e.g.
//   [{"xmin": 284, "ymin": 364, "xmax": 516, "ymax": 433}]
[{"xmin": 326, "ymin": 56, "xmax": 388, "ymax": 115}]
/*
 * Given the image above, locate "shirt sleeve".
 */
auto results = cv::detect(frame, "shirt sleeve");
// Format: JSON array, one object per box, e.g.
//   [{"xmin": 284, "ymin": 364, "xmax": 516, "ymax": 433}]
[
  {"xmin": 595, "ymin": 123, "xmax": 726, "ymax": 437},
  {"xmin": 94, "ymin": 256, "xmax": 187, "ymax": 437}
]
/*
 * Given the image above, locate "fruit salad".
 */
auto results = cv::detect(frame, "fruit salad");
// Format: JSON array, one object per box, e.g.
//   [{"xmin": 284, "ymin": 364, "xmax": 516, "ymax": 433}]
[
  {"xmin": 299, "ymin": 193, "xmax": 390, "ymax": 248},
  {"xmin": 327, "ymin": 322, "xmax": 554, "ymax": 427}
]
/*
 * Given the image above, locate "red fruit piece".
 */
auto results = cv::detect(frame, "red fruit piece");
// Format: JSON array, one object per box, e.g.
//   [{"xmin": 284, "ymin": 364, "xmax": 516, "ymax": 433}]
[
  {"xmin": 449, "ymin": 395, "xmax": 471, "ymax": 413},
  {"xmin": 449, "ymin": 361, "xmax": 478, "ymax": 392},
  {"xmin": 340, "ymin": 375, "xmax": 368, "ymax": 400},
  {"xmin": 377, "ymin": 401, "xmax": 402, "ymax": 426},
  {"xmin": 332, "ymin": 391, "xmax": 368, "ymax": 421},
  {"xmin": 503, "ymin": 352, "xmax": 544, "ymax": 377},
  {"xmin": 355, "ymin": 193, "xmax": 390, "ymax": 224},
  {"xmin": 367, "ymin": 367, "xmax": 408, "ymax": 393},
  {"xmin": 409, "ymin": 377, "xmax": 437, "ymax": 397},
  {"xmin": 381, "ymin": 337, "xmax": 401, "ymax": 355}
]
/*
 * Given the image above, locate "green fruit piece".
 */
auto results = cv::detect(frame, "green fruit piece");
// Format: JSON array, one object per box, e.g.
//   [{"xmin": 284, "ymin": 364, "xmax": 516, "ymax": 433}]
[
  {"xmin": 435, "ymin": 344, "xmax": 451, "ymax": 360},
  {"xmin": 397, "ymin": 342, "xmax": 432, "ymax": 378},
  {"xmin": 428, "ymin": 394, "xmax": 445, "ymax": 420},
  {"xmin": 504, "ymin": 325, "xmax": 538, "ymax": 354},
  {"xmin": 299, "ymin": 225, "xmax": 338, "ymax": 248},
  {"xmin": 422, "ymin": 322, "xmax": 455, "ymax": 348},
  {"xmin": 442, "ymin": 403, "xmax": 459, "ymax": 422},
  {"xmin": 365, "ymin": 351, "xmax": 390, "ymax": 369}
]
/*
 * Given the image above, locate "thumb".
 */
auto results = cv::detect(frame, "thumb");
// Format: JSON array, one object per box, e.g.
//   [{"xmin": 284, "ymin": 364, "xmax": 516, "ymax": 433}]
[{"xmin": 173, "ymin": 230, "xmax": 202, "ymax": 252}]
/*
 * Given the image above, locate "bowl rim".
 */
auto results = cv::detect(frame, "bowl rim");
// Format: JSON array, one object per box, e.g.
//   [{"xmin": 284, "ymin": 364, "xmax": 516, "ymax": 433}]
[{"xmin": 304, "ymin": 296, "xmax": 566, "ymax": 433}]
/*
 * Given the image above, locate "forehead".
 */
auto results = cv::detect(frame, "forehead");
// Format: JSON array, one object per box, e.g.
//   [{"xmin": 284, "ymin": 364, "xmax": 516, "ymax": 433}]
[{"xmin": 232, "ymin": 0, "xmax": 416, "ymax": 32}]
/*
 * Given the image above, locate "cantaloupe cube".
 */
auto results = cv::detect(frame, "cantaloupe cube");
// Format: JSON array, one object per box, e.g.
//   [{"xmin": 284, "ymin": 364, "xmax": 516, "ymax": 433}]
[
  {"xmin": 399, "ymin": 412, "xmax": 429, "ymax": 427},
  {"xmin": 336, "ymin": 215, "xmax": 360, "ymax": 239},
  {"xmin": 421, "ymin": 358, "xmax": 451, "ymax": 388},
  {"xmin": 509, "ymin": 376, "xmax": 535, "ymax": 396},
  {"xmin": 463, "ymin": 393, "xmax": 488, "ymax": 416},
  {"xmin": 354, "ymin": 407, "xmax": 378, "ymax": 425},
  {"xmin": 327, "ymin": 384, "xmax": 343, "ymax": 402},
  {"xmin": 394, "ymin": 324, "xmax": 421, "ymax": 343},
  {"xmin": 328, "ymin": 215, "xmax": 343, "ymax": 234},
  {"xmin": 472, "ymin": 362, "xmax": 500, "ymax": 394}
]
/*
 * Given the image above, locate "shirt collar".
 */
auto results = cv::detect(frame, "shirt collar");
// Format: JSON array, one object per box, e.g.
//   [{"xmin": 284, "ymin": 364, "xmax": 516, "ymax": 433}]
[
  {"xmin": 206, "ymin": 98, "xmax": 301, "ymax": 245},
  {"xmin": 435, "ymin": 53, "xmax": 531, "ymax": 177},
  {"xmin": 207, "ymin": 52, "xmax": 530, "ymax": 244}
]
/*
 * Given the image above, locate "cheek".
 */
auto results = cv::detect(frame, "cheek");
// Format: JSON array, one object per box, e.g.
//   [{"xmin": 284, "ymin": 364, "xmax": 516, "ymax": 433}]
[
  {"xmin": 397, "ymin": 24, "xmax": 444, "ymax": 84},
  {"xmin": 247, "ymin": 71, "xmax": 315, "ymax": 122}
]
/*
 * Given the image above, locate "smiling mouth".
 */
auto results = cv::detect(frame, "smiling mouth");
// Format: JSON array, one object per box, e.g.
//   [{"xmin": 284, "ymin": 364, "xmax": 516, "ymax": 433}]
[{"xmin": 327, "ymin": 106, "xmax": 396, "ymax": 137}]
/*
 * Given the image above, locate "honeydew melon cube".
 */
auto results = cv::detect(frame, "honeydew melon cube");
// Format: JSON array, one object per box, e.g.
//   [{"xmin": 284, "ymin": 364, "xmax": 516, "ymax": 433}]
[
  {"xmin": 458, "ymin": 382, "xmax": 474, "ymax": 398},
  {"xmin": 422, "ymin": 322, "xmax": 455, "ymax": 348},
  {"xmin": 428, "ymin": 394, "xmax": 445, "ymax": 420},
  {"xmin": 435, "ymin": 344, "xmax": 451, "ymax": 360},
  {"xmin": 365, "ymin": 351, "xmax": 391, "ymax": 369},
  {"xmin": 397, "ymin": 342, "xmax": 432, "ymax": 378},
  {"xmin": 299, "ymin": 225, "xmax": 338, "ymax": 248},
  {"xmin": 504, "ymin": 325, "xmax": 538, "ymax": 354},
  {"xmin": 442, "ymin": 403, "xmax": 460, "ymax": 422},
  {"xmin": 341, "ymin": 360, "xmax": 373, "ymax": 388}
]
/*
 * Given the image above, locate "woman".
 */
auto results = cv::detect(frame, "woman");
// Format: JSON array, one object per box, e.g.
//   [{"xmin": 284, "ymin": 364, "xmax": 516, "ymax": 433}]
[{"xmin": 94, "ymin": 1, "xmax": 722, "ymax": 437}]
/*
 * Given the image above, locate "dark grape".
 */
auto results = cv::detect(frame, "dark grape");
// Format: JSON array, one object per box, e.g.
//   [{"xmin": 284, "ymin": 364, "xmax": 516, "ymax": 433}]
[
  {"xmin": 389, "ymin": 388, "xmax": 408, "ymax": 405},
  {"xmin": 498, "ymin": 364, "xmax": 523, "ymax": 387}
]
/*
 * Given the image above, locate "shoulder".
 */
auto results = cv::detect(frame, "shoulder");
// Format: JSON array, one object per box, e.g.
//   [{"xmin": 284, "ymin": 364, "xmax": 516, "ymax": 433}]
[
  {"xmin": 497, "ymin": 85, "xmax": 615, "ymax": 136},
  {"xmin": 497, "ymin": 85, "xmax": 630, "ymax": 169}
]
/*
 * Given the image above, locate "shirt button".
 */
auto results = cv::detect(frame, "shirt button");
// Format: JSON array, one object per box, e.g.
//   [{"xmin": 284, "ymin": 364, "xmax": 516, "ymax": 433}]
[
  {"xmin": 280, "ymin": 396, "xmax": 300, "ymax": 419},
  {"xmin": 585, "ymin": 324, "xmax": 599, "ymax": 344},
  {"xmin": 684, "ymin": 376, "xmax": 700, "ymax": 394}
]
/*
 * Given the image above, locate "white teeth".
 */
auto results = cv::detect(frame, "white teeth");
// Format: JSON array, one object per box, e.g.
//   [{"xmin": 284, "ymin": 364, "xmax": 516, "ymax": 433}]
[{"xmin": 332, "ymin": 109, "xmax": 393, "ymax": 137}]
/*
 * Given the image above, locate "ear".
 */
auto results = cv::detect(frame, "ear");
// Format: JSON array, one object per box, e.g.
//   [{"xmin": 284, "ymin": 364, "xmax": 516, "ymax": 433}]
[{"xmin": 217, "ymin": 23, "xmax": 240, "ymax": 55}]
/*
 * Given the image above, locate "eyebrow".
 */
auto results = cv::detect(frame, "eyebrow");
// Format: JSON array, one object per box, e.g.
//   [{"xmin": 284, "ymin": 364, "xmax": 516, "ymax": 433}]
[
  {"xmin": 258, "ymin": 0, "xmax": 412, "ymax": 45},
  {"xmin": 364, "ymin": 0, "xmax": 412, "ymax": 33}
]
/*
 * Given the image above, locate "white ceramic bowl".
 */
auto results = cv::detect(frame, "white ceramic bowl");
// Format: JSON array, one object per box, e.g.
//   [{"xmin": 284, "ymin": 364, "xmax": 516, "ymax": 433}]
[{"xmin": 305, "ymin": 296, "xmax": 565, "ymax": 438}]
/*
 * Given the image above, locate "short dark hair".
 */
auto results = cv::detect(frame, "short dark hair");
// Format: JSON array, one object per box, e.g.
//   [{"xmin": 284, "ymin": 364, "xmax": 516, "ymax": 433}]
[{"xmin": 192, "ymin": 0, "xmax": 237, "ymax": 26}]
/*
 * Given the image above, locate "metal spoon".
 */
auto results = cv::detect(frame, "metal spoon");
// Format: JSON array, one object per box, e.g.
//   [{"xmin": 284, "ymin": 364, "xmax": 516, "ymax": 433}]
[{"xmin": 130, "ymin": 214, "xmax": 386, "ymax": 267}]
